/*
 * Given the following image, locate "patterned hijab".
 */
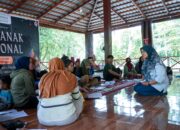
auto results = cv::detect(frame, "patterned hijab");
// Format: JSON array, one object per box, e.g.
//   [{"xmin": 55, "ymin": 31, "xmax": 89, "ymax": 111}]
[{"xmin": 141, "ymin": 45, "xmax": 165, "ymax": 81}]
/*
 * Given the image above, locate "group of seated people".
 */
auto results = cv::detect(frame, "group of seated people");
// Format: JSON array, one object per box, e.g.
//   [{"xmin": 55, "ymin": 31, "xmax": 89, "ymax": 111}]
[{"xmin": 0, "ymin": 45, "xmax": 170, "ymax": 126}]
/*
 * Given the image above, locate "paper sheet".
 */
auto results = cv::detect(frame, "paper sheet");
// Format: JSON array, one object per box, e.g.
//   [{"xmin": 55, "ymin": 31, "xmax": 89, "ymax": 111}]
[
  {"xmin": 87, "ymin": 92, "xmax": 102, "ymax": 98},
  {"xmin": 0, "ymin": 109, "xmax": 17, "ymax": 115},
  {"xmin": 0, "ymin": 110, "xmax": 28, "ymax": 122},
  {"xmin": 90, "ymin": 86, "xmax": 106, "ymax": 90}
]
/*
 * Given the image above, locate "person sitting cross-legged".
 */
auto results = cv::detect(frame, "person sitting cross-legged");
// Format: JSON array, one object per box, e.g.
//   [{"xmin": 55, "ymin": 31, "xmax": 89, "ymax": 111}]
[
  {"xmin": 103, "ymin": 55, "xmax": 122, "ymax": 81},
  {"xmin": 37, "ymin": 58, "xmax": 83, "ymax": 126},
  {"xmin": 134, "ymin": 45, "xmax": 169, "ymax": 96},
  {"xmin": 10, "ymin": 56, "xmax": 38, "ymax": 108},
  {"xmin": 123, "ymin": 57, "xmax": 137, "ymax": 79}
]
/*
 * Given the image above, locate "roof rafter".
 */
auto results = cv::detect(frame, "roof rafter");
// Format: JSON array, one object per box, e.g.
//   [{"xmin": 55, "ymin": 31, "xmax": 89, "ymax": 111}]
[
  {"xmin": 8, "ymin": 0, "xmax": 27, "ymax": 13},
  {"xmin": 70, "ymin": 13, "xmax": 91, "ymax": 26},
  {"xmin": 161, "ymin": 0, "xmax": 169, "ymax": 14},
  {"xmin": 131, "ymin": 0, "xmax": 146, "ymax": 19},
  {"xmin": 94, "ymin": 13, "xmax": 104, "ymax": 22},
  {"xmin": 40, "ymin": 19, "xmax": 85, "ymax": 33},
  {"xmin": 88, "ymin": 2, "xmax": 104, "ymax": 22},
  {"xmin": 87, "ymin": 0, "xmax": 98, "ymax": 29},
  {"xmin": 111, "ymin": 8, "xmax": 126, "ymax": 23},
  {"xmin": 37, "ymin": 0, "xmax": 65, "ymax": 19},
  {"xmin": 54, "ymin": 0, "xmax": 92, "ymax": 23}
]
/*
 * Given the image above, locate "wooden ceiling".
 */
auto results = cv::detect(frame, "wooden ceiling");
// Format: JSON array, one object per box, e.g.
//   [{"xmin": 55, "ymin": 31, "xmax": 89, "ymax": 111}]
[{"xmin": 0, "ymin": 0, "xmax": 179, "ymax": 33}]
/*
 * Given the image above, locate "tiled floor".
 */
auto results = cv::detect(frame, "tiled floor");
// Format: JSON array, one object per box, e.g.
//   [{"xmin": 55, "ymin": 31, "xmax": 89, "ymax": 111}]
[{"xmin": 1, "ymin": 77, "xmax": 180, "ymax": 130}]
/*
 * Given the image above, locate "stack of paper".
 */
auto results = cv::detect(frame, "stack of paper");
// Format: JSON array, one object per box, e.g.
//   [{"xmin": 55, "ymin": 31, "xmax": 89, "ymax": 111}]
[{"xmin": 0, "ymin": 109, "xmax": 28, "ymax": 122}]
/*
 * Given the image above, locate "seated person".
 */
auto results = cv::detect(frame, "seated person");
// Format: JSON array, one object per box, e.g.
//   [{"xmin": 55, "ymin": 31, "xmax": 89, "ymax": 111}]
[
  {"xmin": 10, "ymin": 56, "xmax": 38, "ymax": 108},
  {"xmin": 81, "ymin": 56, "xmax": 99, "ymax": 76},
  {"xmin": 103, "ymin": 55, "xmax": 122, "ymax": 81},
  {"xmin": 167, "ymin": 66, "xmax": 173, "ymax": 85},
  {"xmin": 73, "ymin": 59, "xmax": 83, "ymax": 78},
  {"xmin": 64, "ymin": 58, "xmax": 98, "ymax": 92},
  {"xmin": 92, "ymin": 55, "xmax": 100, "ymax": 70},
  {"xmin": 0, "ymin": 75, "xmax": 13, "ymax": 108},
  {"xmin": 38, "ymin": 70, "xmax": 48, "ymax": 78},
  {"xmin": 34, "ymin": 70, "xmax": 48, "ymax": 89},
  {"xmin": 0, "ymin": 65, "xmax": 3, "ymax": 76},
  {"xmin": 64, "ymin": 58, "xmax": 75, "ymax": 74},
  {"xmin": 37, "ymin": 58, "xmax": 83, "ymax": 126},
  {"xmin": 134, "ymin": 45, "xmax": 169, "ymax": 96},
  {"xmin": 124, "ymin": 57, "xmax": 137, "ymax": 78},
  {"xmin": 61, "ymin": 55, "xmax": 69, "ymax": 63},
  {"xmin": 135, "ymin": 56, "xmax": 144, "ymax": 74}
]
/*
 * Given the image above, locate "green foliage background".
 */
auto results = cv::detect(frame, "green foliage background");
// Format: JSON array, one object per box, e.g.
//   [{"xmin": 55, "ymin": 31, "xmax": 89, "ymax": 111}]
[
  {"xmin": 93, "ymin": 19, "xmax": 180, "ymax": 60},
  {"xmin": 39, "ymin": 27, "xmax": 85, "ymax": 62},
  {"xmin": 152, "ymin": 19, "xmax": 180, "ymax": 57},
  {"xmin": 40, "ymin": 19, "xmax": 180, "ymax": 62}
]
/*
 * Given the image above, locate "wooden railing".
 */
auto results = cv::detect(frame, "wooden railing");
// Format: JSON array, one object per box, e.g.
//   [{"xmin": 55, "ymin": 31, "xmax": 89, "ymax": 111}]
[{"xmin": 40, "ymin": 56, "xmax": 180, "ymax": 73}]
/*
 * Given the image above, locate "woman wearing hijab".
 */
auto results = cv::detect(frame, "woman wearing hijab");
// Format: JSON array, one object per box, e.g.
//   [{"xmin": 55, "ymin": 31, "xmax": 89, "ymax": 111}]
[
  {"xmin": 124, "ymin": 57, "xmax": 137, "ymax": 78},
  {"xmin": 10, "ymin": 56, "xmax": 38, "ymax": 108},
  {"xmin": 135, "ymin": 56, "xmax": 144, "ymax": 74},
  {"xmin": 37, "ymin": 57, "xmax": 83, "ymax": 126},
  {"xmin": 134, "ymin": 45, "xmax": 169, "ymax": 96}
]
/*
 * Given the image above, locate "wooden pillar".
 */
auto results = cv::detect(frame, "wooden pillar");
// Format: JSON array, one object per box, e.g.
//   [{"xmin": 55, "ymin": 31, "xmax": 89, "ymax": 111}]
[
  {"xmin": 85, "ymin": 32, "xmax": 93, "ymax": 58},
  {"xmin": 103, "ymin": 0, "xmax": 112, "ymax": 59},
  {"xmin": 141, "ymin": 20, "xmax": 153, "ymax": 45}
]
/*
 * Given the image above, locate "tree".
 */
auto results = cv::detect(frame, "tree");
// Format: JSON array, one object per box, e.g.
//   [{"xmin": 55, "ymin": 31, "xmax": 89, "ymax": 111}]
[
  {"xmin": 152, "ymin": 19, "xmax": 180, "ymax": 57},
  {"xmin": 39, "ymin": 27, "xmax": 85, "ymax": 62}
]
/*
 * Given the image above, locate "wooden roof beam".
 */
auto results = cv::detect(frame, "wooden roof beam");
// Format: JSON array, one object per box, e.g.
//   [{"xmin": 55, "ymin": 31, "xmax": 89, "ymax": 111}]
[
  {"xmin": 111, "ymin": 8, "xmax": 126, "ymax": 23},
  {"xmin": 94, "ymin": 13, "xmax": 104, "ymax": 22},
  {"xmin": 40, "ymin": 19, "xmax": 85, "ymax": 33},
  {"xmin": 161, "ymin": 0, "xmax": 169, "ymax": 14},
  {"xmin": 8, "ymin": 0, "xmax": 27, "ymax": 13},
  {"xmin": 55, "ymin": 0, "xmax": 92, "ymax": 23},
  {"xmin": 70, "ymin": 0, "xmax": 98, "ymax": 26},
  {"xmin": 87, "ymin": 0, "xmax": 98, "ymax": 29},
  {"xmin": 131, "ymin": 0, "xmax": 146, "ymax": 19},
  {"xmin": 70, "ymin": 13, "xmax": 91, "ymax": 26},
  {"xmin": 88, "ymin": 2, "xmax": 104, "ymax": 22},
  {"xmin": 37, "ymin": 0, "xmax": 65, "ymax": 19}
]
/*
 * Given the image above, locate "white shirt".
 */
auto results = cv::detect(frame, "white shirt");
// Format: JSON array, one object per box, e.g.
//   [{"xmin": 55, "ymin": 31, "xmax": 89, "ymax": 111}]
[
  {"xmin": 37, "ymin": 86, "xmax": 83, "ymax": 123},
  {"xmin": 149, "ymin": 63, "xmax": 169, "ymax": 92}
]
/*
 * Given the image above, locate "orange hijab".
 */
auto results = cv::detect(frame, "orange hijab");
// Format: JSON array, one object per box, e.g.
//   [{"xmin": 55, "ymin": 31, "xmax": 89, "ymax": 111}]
[{"xmin": 40, "ymin": 57, "xmax": 77, "ymax": 98}]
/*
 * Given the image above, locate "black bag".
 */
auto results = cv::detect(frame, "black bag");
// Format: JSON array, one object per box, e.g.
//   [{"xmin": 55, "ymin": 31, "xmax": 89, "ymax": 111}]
[
  {"xmin": 2, "ymin": 120, "xmax": 26, "ymax": 130},
  {"xmin": 0, "ymin": 98, "xmax": 8, "ymax": 111}
]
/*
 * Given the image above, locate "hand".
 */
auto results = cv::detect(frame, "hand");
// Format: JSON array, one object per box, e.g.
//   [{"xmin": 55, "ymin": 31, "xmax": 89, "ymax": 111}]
[{"xmin": 141, "ymin": 82, "xmax": 149, "ymax": 86}]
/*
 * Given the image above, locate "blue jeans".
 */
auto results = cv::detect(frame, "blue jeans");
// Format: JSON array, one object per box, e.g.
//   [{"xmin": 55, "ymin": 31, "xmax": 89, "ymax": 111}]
[{"xmin": 134, "ymin": 83, "xmax": 166, "ymax": 96}]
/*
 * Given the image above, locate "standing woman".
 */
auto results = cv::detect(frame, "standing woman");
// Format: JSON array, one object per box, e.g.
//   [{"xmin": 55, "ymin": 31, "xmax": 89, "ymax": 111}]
[
  {"xmin": 37, "ymin": 58, "xmax": 83, "ymax": 126},
  {"xmin": 134, "ymin": 45, "xmax": 169, "ymax": 96},
  {"xmin": 10, "ymin": 56, "xmax": 38, "ymax": 108}
]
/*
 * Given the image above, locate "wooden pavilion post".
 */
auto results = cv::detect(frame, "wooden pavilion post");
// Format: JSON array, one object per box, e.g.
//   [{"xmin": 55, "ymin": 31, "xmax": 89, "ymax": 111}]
[
  {"xmin": 85, "ymin": 32, "xmax": 93, "ymax": 58},
  {"xmin": 141, "ymin": 20, "xmax": 153, "ymax": 45},
  {"xmin": 103, "ymin": 0, "xmax": 112, "ymax": 59}
]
